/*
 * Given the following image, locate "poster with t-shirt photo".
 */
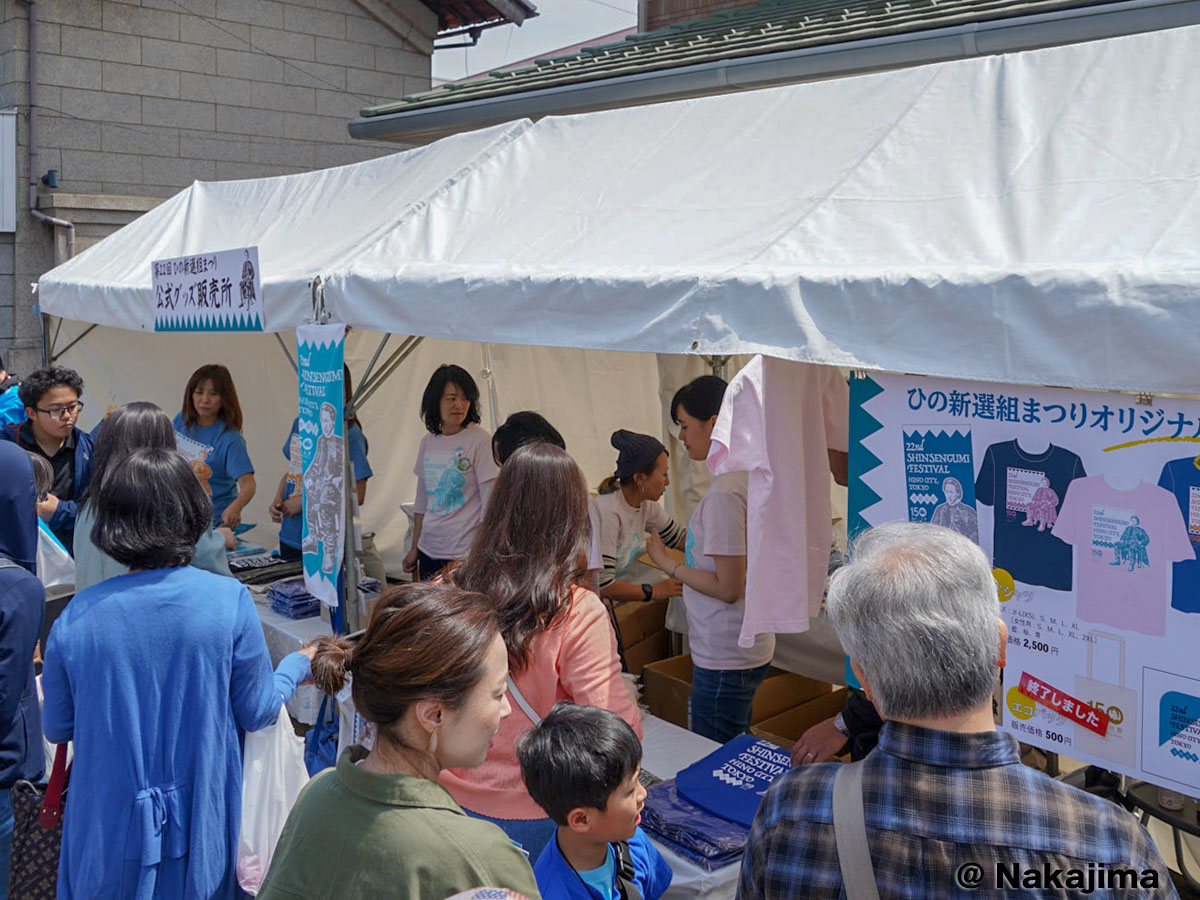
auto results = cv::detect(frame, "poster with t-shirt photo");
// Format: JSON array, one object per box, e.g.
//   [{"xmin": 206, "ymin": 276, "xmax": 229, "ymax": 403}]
[{"xmin": 850, "ymin": 373, "xmax": 1200, "ymax": 795}]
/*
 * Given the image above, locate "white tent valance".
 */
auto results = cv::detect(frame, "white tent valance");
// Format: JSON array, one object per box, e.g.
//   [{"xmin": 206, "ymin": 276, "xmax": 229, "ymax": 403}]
[{"xmin": 37, "ymin": 21, "xmax": 1200, "ymax": 394}]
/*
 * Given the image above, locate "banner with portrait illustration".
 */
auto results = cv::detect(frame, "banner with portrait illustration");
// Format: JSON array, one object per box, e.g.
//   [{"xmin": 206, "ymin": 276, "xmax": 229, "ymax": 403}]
[
  {"xmin": 296, "ymin": 323, "xmax": 345, "ymax": 608},
  {"xmin": 850, "ymin": 373, "xmax": 1200, "ymax": 793}
]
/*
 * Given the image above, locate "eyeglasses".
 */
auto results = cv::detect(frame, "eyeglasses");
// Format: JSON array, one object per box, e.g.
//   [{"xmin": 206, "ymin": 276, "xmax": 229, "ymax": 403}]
[{"xmin": 36, "ymin": 401, "xmax": 84, "ymax": 421}]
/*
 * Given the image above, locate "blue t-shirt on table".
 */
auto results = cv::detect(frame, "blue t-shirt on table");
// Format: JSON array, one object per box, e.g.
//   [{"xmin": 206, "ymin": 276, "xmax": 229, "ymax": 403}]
[
  {"xmin": 279, "ymin": 418, "xmax": 372, "ymax": 550},
  {"xmin": 172, "ymin": 413, "xmax": 254, "ymax": 526},
  {"xmin": 533, "ymin": 828, "xmax": 672, "ymax": 900}
]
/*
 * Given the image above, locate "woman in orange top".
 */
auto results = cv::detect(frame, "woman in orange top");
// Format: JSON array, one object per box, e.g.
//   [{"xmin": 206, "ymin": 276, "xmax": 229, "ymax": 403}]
[{"xmin": 441, "ymin": 442, "xmax": 642, "ymax": 863}]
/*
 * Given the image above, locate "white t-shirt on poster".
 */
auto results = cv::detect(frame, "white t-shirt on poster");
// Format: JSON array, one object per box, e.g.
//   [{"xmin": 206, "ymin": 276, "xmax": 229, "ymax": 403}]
[
  {"xmin": 412, "ymin": 424, "xmax": 499, "ymax": 560},
  {"xmin": 684, "ymin": 472, "xmax": 775, "ymax": 670}
]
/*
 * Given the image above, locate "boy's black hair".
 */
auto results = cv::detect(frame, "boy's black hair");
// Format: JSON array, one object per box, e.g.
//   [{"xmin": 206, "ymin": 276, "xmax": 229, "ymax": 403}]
[
  {"xmin": 516, "ymin": 702, "xmax": 642, "ymax": 826},
  {"xmin": 92, "ymin": 448, "xmax": 211, "ymax": 569},
  {"xmin": 492, "ymin": 410, "xmax": 566, "ymax": 466},
  {"xmin": 419, "ymin": 364, "xmax": 482, "ymax": 435},
  {"xmin": 18, "ymin": 366, "xmax": 84, "ymax": 411}
]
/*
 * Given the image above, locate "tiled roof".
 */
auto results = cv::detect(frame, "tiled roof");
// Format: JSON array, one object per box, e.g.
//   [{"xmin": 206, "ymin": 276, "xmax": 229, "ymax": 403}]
[{"xmin": 364, "ymin": 0, "xmax": 1117, "ymax": 117}]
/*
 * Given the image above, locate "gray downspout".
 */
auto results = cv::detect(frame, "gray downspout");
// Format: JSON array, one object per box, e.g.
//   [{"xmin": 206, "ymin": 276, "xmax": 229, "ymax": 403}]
[{"xmin": 24, "ymin": 0, "xmax": 75, "ymax": 364}]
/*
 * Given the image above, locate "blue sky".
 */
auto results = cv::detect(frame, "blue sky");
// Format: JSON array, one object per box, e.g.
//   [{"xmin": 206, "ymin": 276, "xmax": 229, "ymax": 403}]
[{"xmin": 431, "ymin": 0, "xmax": 638, "ymax": 81}]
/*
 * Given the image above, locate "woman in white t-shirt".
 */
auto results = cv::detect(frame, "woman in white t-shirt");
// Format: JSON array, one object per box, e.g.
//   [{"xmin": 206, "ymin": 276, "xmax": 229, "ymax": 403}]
[
  {"xmin": 646, "ymin": 376, "xmax": 775, "ymax": 742},
  {"xmin": 593, "ymin": 429, "xmax": 685, "ymax": 604},
  {"xmin": 403, "ymin": 365, "xmax": 500, "ymax": 581}
]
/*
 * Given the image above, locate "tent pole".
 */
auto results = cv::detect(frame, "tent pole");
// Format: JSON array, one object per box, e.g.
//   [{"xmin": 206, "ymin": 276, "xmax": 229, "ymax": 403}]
[
  {"xmin": 274, "ymin": 333, "xmax": 297, "ymax": 373},
  {"xmin": 482, "ymin": 342, "xmax": 499, "ymax": 430},
  {"xmin": 355, "ymin": 336, "xmax": 423, "ymax": 410},
  {"xmin": 49, "ymin": 322, "xmax": 96, "ymax": 364},
  {"xmin": 341, "ymin": 443, "xmax": 361, "ymax": 634},
  {"xmin": 352, "ymin": 333, "xmax": 391, "ymax": 407}
]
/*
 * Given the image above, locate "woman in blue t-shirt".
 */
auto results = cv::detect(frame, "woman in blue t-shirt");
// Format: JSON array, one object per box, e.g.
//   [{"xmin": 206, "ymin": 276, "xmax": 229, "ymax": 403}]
[
  {"xmin": 269, "ymin": 366, "xmax": 373, "ymax": 562},
  {"xmin": 173, "ymin": 364, "xmax": 256, "ymax": 529}
]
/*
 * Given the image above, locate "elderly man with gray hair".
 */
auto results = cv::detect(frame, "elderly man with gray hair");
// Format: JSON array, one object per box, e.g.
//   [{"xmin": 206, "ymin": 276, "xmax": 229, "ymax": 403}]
[{"xmin": 738, "ymin": 522, "xmax": 1176, "ymax": 899}]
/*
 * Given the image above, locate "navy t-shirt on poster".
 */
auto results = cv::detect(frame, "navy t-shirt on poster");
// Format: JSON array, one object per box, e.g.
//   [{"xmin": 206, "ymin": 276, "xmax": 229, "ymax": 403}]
[
  {"xmin": 1157, "ymin": 456, "xmax": 1200, "ymax": 613},
  {"xmin": 974, "ymin": 440, "xmax": 1086, "ymax": 591}
]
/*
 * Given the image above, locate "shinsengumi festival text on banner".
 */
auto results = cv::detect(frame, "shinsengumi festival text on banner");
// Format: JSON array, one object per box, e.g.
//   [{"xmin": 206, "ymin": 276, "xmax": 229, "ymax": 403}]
[
  {"xmin": 849, "ymin": 372, "xmax": 1200, "ymax": 795},
  {"xmin": 297, "ymin": 323, "xmax": 345, "ymax": 608},
  {"xmin": 151, "ymin": 246, "xmax": 263, "ymax": 332}
]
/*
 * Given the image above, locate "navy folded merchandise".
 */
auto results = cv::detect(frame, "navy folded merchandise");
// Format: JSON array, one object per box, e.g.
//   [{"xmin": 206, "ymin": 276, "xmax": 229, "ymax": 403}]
[
  {"xmin": 268, "ymin": 578, "xmax": 314, "ymax": 600},
  {"xmin": 674, "ymin": 735, "xmax": 791, "ymax": 828},
  {"xmin": 641, "ymin": 778, "xmax": 747, "ymax": 871}
]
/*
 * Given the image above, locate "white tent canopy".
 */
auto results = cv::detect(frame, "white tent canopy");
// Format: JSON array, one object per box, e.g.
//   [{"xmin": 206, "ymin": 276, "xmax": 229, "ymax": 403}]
[{"xmin": 39, "ymin": 21, "xmax": 1200, "ymax": 394}]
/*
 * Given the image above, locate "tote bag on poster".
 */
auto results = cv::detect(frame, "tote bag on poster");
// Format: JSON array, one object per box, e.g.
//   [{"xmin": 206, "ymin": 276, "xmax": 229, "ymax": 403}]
[{"xmin": 1074, "ymin": 631, "xmax": 1137, "ymax": 768}]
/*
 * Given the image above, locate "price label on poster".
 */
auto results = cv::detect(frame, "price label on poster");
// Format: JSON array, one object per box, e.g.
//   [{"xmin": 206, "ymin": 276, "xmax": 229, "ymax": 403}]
[
  {"xmin": 151, "ymin": 246, "xmax": 262, "ymax": 332},
  {"xmin": 850, "ymin": 373, "xmax": 1200, "ymax": 793}
]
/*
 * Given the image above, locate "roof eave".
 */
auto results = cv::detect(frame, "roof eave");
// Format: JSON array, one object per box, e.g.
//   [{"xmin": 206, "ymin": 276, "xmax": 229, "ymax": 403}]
[{"xmin": 349, "ymin": 0, "xmax": 1200, "ymax": 144}]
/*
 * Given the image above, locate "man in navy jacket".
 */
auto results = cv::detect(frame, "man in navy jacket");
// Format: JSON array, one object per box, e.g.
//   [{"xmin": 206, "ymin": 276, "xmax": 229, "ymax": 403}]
[{"xmin": 0, "ymin": 366, "xmax": 94, "ymax": 553}]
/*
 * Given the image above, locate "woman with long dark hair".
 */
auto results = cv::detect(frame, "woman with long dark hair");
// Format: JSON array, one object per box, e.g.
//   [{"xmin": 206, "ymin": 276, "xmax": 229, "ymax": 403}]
[
  {"xmin": 402, "ymin": 364, "xmax": 499, "ymax": 581},
  {"xmin": 257, "ymin": 583, "xmax": 539, "ymax": 900},
  {"xmin": 174, "ymin": 364, "xmax": 256, "ymax": 529},
  {"xmin": 74, "ymin": 402, "xmax": 233, "ymax": 590},
  {"xmin": 442, "ymin": 442, "xmax": 640, "ymax": 862},
  {"xmin": 42, "ymin": 448, "xmax": 313, "ymax": 899}
]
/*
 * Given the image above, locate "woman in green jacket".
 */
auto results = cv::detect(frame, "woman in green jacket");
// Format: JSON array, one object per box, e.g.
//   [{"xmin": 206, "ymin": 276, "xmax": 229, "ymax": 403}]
[{"xmin": 257, "ymin": 582, "xmax": 540, "ymax": 900}]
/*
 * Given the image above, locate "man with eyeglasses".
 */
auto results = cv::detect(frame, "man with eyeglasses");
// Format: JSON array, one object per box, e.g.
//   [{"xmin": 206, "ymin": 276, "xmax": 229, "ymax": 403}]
[{"xmin": 0, "ymin": 366, "xmax": 94, "ymax": 554}]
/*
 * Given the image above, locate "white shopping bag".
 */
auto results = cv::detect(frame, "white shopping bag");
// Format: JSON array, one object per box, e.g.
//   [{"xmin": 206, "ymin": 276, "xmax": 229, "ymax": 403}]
[
  {"xmin": 1074, "ymin": 631, "xmax": 1137, "ymax": 768},
  {"xmin": 237, "ymin": 704, "xmax": 309, "ymax": 895}
]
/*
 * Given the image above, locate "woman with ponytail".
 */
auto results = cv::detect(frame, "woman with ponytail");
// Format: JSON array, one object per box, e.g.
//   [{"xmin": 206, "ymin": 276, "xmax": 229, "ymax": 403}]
[{"xmin": 257, "ymin": 582, "xmax": 539, "ymax": 900}]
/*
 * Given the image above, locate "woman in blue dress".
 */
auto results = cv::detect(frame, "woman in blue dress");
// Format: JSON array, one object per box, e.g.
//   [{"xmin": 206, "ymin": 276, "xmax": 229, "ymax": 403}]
[
  {"xmin": 173, "ymin": 364, "xmax": 256, "ymax": 529},
  {"xmin": 42, "ymin": 447, "xmax": 313, "ymax": 900}
]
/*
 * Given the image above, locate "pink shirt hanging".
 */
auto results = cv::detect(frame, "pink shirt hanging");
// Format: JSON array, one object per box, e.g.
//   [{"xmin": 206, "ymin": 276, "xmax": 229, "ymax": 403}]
[{"xmin": 708, "ymin": 356, "xmax": 849, "ymax": 649}]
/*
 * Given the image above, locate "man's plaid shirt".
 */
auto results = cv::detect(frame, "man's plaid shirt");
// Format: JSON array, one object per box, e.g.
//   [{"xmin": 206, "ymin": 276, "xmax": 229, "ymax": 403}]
[{"xmin": 737, "ymin": 722, "xmax": 1176, "ymax": 899}]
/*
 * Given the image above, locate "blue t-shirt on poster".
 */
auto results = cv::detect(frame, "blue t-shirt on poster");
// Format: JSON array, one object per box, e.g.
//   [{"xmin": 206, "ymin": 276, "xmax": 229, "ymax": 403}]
[
  {"xmin": 974, "ymin": 440, "xmax": 1085, "ymax": 591},
  {"xmin": 279, "ymin": 418, "xmax": 372, "ymax": 550},
  {"xmin": 1157, "ymin": 456, "xmax": 1200, "ymax": 613},
  {"xmin": 172, "ymin": 413, "xmax": 255, "ymax": 526}
]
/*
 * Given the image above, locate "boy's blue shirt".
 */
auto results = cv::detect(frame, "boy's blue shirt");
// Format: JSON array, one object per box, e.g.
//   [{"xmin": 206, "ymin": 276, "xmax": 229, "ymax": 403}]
[{"xmin": 533, "ymin": 826, "xmax": 672, "ymax": 900}]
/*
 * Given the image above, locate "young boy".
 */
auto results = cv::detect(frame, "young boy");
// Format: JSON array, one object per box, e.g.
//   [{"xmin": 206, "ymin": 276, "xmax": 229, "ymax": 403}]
[{"xmin": 517, "ymin": 703, "xmax": 672, "ymax": 900}]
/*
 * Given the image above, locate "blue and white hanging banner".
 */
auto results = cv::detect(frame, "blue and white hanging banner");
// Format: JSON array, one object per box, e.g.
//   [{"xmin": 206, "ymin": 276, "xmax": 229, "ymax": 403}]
[
  {"xmin": 151, "ymin": 246, "xmax": 263, "ymax": 332},
  {"xmin": 297, "ymin": 323, "xmax": 345, "ymax": 608}
]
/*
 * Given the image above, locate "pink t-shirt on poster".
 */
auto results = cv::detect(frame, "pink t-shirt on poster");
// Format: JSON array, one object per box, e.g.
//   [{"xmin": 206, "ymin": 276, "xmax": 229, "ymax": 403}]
[
  {"xmin": 1052, "ymin": 476, "xmax": 1194, "ymax": 637},
  {"xmin": 708, "ymin": 356, "xmax": 849, "ymax": 648}
]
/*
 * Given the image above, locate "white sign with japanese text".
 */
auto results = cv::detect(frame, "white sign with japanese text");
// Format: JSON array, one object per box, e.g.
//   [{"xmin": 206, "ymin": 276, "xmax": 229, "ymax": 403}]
[
  {"xmin": 151, "ymin": 246, "xmax": 262, "ymax": 332},
  {"xmin": 850, "ymin": 373, "xmax": 1200, "ymax": 793}
]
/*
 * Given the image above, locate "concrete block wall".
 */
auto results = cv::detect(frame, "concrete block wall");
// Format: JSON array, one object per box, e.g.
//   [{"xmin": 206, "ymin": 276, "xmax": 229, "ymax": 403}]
[{"xmin": 0, "ymin": 0, "xmax": 436, "ymax": 374}]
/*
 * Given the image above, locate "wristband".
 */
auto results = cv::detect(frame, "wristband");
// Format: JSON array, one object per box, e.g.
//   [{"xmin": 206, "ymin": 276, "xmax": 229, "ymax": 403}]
[
  {"xmin": 641, "ymin": 583, "xmax": 653, "ymax": 602},
  {"xmin": 833, "ymin": 711, "xmax": 850, "ymax": 736},
  {"xmin": 671, "ymin": 562, "xmax": 681, "ymax": 579}
]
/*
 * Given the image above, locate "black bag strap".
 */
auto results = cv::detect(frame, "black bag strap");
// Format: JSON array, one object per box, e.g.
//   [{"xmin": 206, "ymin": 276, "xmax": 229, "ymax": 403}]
[{"xmin": 613, "ymin": 840, "xmax": 643, "ymax": 900}]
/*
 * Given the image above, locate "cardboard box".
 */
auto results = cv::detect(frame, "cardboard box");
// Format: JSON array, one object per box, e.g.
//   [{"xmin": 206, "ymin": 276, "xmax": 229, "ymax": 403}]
[
  {"xmin": 752, "ymin": 669, "xmax": 833, "ymax": 724},
  {"xmin": 642, "ymin": 653, "xmax": 835, "ymax": 729},
  {"xmin": 623, "ymin": 629, "xmax": 668, "ymax": 676},
  {"xmin": 643, "ymin": 654, "xmax": 694, "ymax": 727},
  {"xmin": 613, "ymin": 598, "xmax": 668, "ymax": 646},
  {"xmin": 750, "ymin": 689, "xmax": 849, "ymax": 750}
]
